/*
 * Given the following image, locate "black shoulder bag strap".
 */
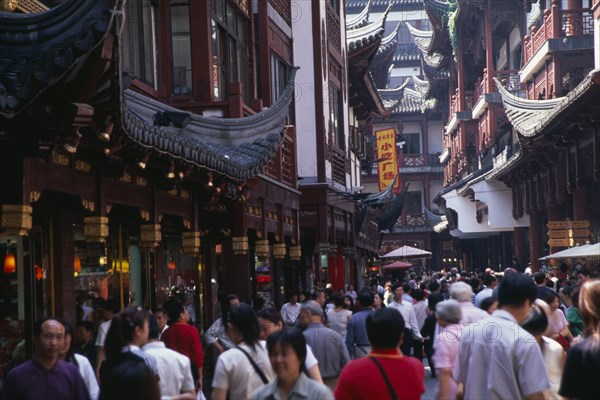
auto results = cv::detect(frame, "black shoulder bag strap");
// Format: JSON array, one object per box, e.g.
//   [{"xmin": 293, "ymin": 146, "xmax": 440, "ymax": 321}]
[
  {"xmin": 236, "ymin": 346, "xmax": 269, "ymax": 384},
  {"xmin": 368, "ymin": 356, "xmax": 398, "ymax": 400}
]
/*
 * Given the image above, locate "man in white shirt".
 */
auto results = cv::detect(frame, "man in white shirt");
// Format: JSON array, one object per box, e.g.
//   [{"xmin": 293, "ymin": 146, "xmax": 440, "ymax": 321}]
[
  {"xmin": 388, "ymin": 283, "xmax": 423, "ymax": 357},
  {"xmin": 94, "ymin": 299, "xmax": 117, "ymax": 381},
  {"xmin": 449, "ymin": 282, "xmax": 489, "ymax": 326},
  {"xmin": 474, "ymin": 274, "xmax": 497, "ymax": 308},
  {"xmin": 454, "ymin": 274, "xmax": 550, "ymax": 399},
  {"xmin": 280, "ymin": 292, "xmax": 302, "ymax": 327},
  {"xmin": 143, "ymin": 316, "xmax": 195, "ymax": 399},
  {"xmin": 154, "ymin": 308, "xmax": 169, "ymax": 340}
]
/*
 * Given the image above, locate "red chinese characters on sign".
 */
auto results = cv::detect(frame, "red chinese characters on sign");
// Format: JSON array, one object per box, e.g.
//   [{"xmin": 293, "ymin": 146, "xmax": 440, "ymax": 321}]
[{"xmin": 375, "ymin": 129, "xmax": 400, "ymax": 192}]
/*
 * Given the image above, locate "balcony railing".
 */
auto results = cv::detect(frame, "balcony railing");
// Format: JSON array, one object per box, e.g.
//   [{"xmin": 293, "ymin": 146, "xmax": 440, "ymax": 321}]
[
  {"xmin": 398, "ymin": 154, "xmax": 442, "ymax": 169},
  {"xmin": 394, "ymin": 213, "xmax": 430, "ymax": 229},
  {"xmin": 524, "ymin": 6, "xmax": 592, "ymax": 65},
  {"xmin": 329, "ymin": 145, "xmax": 346, "ymax": 187}
]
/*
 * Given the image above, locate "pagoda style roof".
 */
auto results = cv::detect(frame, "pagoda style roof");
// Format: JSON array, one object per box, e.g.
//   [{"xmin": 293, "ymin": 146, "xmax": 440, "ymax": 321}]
[
  {"xmin": 121, "ymin": 68, "xmax": 298, "ymax": 181},
  {"xmin": 406, "ymin": 20, "xmax": 450, "ymax": 68},
  {"xmin": 378, "ymin": 78, "xmax": 410, "ymax": 110},
  {"xmin": 346, "ymin": 0, "xmax": 422, "ymax": 12},
  {"xmin": 423, "ymin": 0, "xmax": 454, "ymax": 31},
  {"xmin": 376, "ymin": 184, "xmax": 409, "ymax": 232},
  {"xmin": 371, "ymin": 20, "xmax": 401, "ymax": 88},
  {"xmin": 494, "ymin": 77, "xmax": 571, "ymax": 138},
  {"xmin": 0, "ymin": 0, "xmax": 117, "ymax": 117},
  {"xmin": 393, "ymin": 88, "xmax": 424, "ymax": 113},
  {"xmin": 422, "ymin": 60, "xmax": 450, "ymax": 81},
  {"xmin": 412, "ymin": 75, "xmax": 431, "ymax": 98},
  {"xmin": 0, "ymin": 0, "xmax": 298, "ymax": 184},
  {"xmin": 346, "ymin": 0, "xmax": 370, "ymax": 30},
  {"xmin": 393, "ymin": 43, "xmax": 421, "ymax": 63},
  {"xmin": 347, "ymin": 4, "xmax": 391, "ymax": 53}
]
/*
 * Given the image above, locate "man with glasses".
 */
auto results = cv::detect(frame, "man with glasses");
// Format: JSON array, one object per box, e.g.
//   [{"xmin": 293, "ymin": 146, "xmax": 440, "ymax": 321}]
[{"xmin": 1, "ymin": 317, "xmax": 90, "ymax": 400}]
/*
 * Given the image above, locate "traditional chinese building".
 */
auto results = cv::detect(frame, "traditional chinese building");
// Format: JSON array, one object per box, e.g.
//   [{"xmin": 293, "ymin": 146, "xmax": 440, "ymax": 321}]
[
  {"xmin": 422, "ymin": 0, "xmax": 599, "ymax": 270},
  {"xmin": 0, "ymin": 0, "xmax": 299, "ymax": 371},
  {"xmin": 346, "ymin": 0, "xmax": 449, "ymax": 271}
]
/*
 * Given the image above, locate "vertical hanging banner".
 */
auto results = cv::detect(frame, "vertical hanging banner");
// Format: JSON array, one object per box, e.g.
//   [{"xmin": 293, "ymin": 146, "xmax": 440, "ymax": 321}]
[{"xmin": 375, "ymin": 128, "xmax": 400, "ymax": 192}]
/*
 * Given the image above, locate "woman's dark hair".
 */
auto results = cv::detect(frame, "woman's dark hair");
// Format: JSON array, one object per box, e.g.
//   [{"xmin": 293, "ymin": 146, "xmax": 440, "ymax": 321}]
[
  {"xmin": 223, "ymin": 303, "xmax": 260, "ymax": 350},
  {"xmin": 373, "ymin": 292, "xmax": 386, "ymax": 308},
  {"xmin": 104, "ymin": 307, "xmax": 150, "ymax": 361},
  {"xmin": 570, "ymin": 287, "xmax": 581, "ymax": 310},
  {"xmin": 479, "ymin": 296, "xmax": 497, "ymax": 313},
  {"xmin": 266, "ymin": 328, "xmax": 307, "ymax": 375},
  {"xmin": 427, "ymin": 293, "xmax": 445, "ymax": 311},
  {"xmin": 99, "ymin": 360, "xmax": 160, "ymax": 400},
  {"xmin": 59, "ymin": 320, "xmax": 77, "ymax": 365},
  {"xmin": 333, "ymin": 293, "xmax": 345, "ymax": 308},
  {"xmin": 412, "ymin": 289, "xmax": 425, "ymax": 301},
  {"xmin": 520, "ymin": 303, "xmax": 549, "ymax": 337},
  {"xmin": 541, "ymin": 290, "xmax": 558, "ymax": 306},
  {"xmin": 257, "ymin": 307, "xmax": 283, "ymax": 325},
  {"xmin": 367, "ymin": 308, "xmax": 405, "ymax": 348}
]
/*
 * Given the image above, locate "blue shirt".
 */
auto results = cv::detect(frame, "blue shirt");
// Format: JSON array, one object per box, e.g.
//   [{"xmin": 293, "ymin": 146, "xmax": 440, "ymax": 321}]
[
  {"xmin": 303, "ymin": 323, "xmax": 350, "ymax": 379},
  {"xmin": 345, "ymin": 308, "xmax": 372, "ymax": 354},
  {"xmin": 1, "ymin": 357, "xmax": 91, "ymax": 400}
]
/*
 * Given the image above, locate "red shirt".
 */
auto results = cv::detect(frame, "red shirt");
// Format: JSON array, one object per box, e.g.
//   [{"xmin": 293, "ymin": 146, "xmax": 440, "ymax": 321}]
[
  {"xmin": 334, "ymin": 348, "xmax": 425, "ymax": 400},
  {"xmin": 161, "ymin": 322, "xmax": 204, "ymax": 368}
]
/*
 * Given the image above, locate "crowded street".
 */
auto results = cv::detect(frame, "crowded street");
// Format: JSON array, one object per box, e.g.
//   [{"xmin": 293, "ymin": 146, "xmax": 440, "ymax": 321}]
[{"xmin": 1, "ymin": 0, "xmax": 600, "ymax": 399}]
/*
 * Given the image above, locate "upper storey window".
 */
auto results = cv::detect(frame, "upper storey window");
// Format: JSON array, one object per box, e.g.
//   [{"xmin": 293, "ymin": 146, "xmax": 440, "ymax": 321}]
[
  {"xmin": 170, "ymin": 0, "xmax": 192, "ymax": 95},
  {"xmin": 211, "ymin": 0, "xmax": 250, "ymax": 102},
  {"xmin": 122, "ymin": 0, "xmax": 159, "ymax": 89}
]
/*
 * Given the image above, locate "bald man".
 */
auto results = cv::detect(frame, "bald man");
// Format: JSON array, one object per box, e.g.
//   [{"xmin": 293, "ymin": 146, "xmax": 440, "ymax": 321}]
[{"xmin": 2, "ymin": 317, "xmax": 90, "ymax": 400}]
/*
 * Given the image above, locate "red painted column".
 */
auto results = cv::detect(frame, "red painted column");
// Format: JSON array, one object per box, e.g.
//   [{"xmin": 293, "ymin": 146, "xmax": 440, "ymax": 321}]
[{"xmin": 566, "ymin": 0, "xmax": 583, "ymax": 36}]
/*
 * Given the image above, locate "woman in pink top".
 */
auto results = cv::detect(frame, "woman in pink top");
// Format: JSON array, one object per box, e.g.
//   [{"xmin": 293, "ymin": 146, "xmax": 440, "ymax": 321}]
[
  {"xmin": 432, "ymin": 300, "xmax": 463, "ymax": 400},
  {"xmin": 542, "ymin": 291, "xmax": 573, "ymax": 349}
]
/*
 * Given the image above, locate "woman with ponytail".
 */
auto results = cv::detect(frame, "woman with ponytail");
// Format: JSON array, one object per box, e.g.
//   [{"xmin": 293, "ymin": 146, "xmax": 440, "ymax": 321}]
[
  {"xmin": 99, "ymin": 307, "xmax": 158, "ymax": 384},
  {"xmin": 212, "ymin": 303, "xmax": 275, "ymax": 400}
]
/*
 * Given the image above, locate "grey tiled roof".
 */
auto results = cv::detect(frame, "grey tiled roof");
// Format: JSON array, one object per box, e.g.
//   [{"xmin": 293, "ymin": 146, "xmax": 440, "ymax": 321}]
[
  {"xmin": 346, "ymin": 0, "xmax": 370, "ymax": 30},
  {"xmin": 122, "ymin": 68, "xmax": 298, "ymax": 181},
  {"xmin": 0, "ymin": 0, "xmax": 116, "ymax": 116},
  {"xmin": 347, "ymin": 4, "xmax": 391, "ymax": 50}
]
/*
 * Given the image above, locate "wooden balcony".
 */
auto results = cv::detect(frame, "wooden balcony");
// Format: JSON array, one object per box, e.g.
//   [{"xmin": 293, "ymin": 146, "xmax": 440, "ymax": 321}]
[
  {"xmin": 398, "ymin": 153, "xmax": 443, "ymax": 174},
  {"xmin": 329, "ymin": 145, "xmax": 347, "ymax": 187},
  {"xmin": 523, "ymin": 5, "xmax": 593, "ymax": 65},
  {"xmin": 393, "ymin": 213, "xmax": 433, "ymax": 232}
]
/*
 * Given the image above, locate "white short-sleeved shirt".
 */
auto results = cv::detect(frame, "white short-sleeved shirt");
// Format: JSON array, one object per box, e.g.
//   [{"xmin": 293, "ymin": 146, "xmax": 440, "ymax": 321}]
[
  {"xmin": 73, "ymin": 353, "xmax": 99, "ymax": 400},
  {"xmin": 95, "ymin": 319, "xmax": 111, "ymax": 362},
  {"xmin": 432, "ymin": 324, "xmax": 461, "ymax": 400},
  {"xmin": 143, "ymin": 341, "xmax": 195, "ymax": 399},
  {"xmin": 305, "ymin": 344, "xmax": 318, "ymax": 370},
  {"xmin": 454, "ymin": 310, "xmax": 550, "ymax": 399},
  {"xmin": 212, "ymin": 341, "xmax": 275, "ymax": 400},
  {"xmin": 327, "ymin": 309, "xmax": 352, "ymax": 338}
]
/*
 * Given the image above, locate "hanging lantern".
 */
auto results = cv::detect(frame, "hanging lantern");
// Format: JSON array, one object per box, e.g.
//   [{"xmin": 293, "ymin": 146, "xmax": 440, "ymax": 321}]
[
  {"xmin": 182, "ymin": 231, "xmax": 201, "ymax": 255},
  {"xmin": 168, "ymin": 258, "xmax": 176, "ymax": 270},
  {"xmin": 140, "ymin": 224, "xmax": 161, "ymax": 249},
  {"xmin": 255, "ymin": 240, "xmax": 270, "ymax": 259},
  {"xmin": 232, "ymin": 236, "xmax": 249, "ymax": 255},
  {"xmin": 73, "ymin": 256, "xmax": 81, "ymax": 273},
  {"xmin": 273, "ymin": 243, "xmax": 287, "ymax": 260},
  {"xmin": 83, "ymin": 216, "xmax": 109, "ymax": 243},
  {"xmin": 1, "ymin": 205, "xmax": 33, "ymax": 236},
  {"xmin": 4, "ymin": 252, "xmax": 16, "ymax": 274},
  {"xmin": 289, "ymin": 245, "xmax": 301, "ymax": 260}
]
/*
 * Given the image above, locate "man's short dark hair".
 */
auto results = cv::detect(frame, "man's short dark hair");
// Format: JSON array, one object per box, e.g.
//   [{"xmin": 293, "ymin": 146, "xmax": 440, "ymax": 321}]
[
  {"xmin": 77, "ymin": 320, "xmax": 94, "ymax": 333},
  {"xmin": 148, "ymin": 316, "xmax": 160, "ymax": 340},
  {"xmin": 366, "ymin": 308, "xmax": 405, "ymax": 348},
  {"xmin": 484, "ymin": 274, "xmax": 497, "ymax": 287},
  {"xmin": 428, "ymin": 280, "xmax": 440, "ymax": 292},
  {"xmin": 534, "ymin": 272, "xmax": 546, "ymax": 284},
  {"xmin": 357, "ymin": 289, "xmax": 374, "ymax": 307},
  {"xmin": 498, "ymin": 274, "xmax": 538, "ymax": 308},
  {"xmin": 412, "ymin": 289, "xmax": 425, "ymax": 302}
]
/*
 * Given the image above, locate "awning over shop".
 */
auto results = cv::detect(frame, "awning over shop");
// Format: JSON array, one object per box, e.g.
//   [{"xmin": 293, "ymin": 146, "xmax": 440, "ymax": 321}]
[
  {"xmin": 539, "ymin": 243, "xmax": 600, "ymax": 261},
  {"xmin": 381, "ymin": 245, "xmax": 432, "ymax": 259},
  {"xmin": 383, "ymin": 260, "xmax": 413, "ymax": 270}
]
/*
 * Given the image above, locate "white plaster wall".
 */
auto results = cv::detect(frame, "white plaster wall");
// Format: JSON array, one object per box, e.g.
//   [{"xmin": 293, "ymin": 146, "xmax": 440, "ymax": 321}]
[
  {"xmin": 595, "ymin": 17, "xmax": 600, "ymax": 69},
  {"xmin": 391, "ymin": 66, "xmax": 422, "ymax": 77},
  {"xmin": 292, "ymin": 0, "xmax": 318, "ymax": 179},
  {"xmin": 475, "ymin": 180, "xmax": 530, "ymax": 228},
  {"xmin": 427, "ymin": 120, "xmax": 443, "ymax": 153},
  {"xmin": 429, "ymin": 180, "xmax": 444, "ymax": 211}
]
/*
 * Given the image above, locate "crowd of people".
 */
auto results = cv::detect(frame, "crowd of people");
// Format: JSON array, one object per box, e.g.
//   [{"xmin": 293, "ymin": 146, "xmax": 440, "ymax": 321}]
[{"xmin": 1, "ymin": 265, "xmax": 599, "ymax": 400}]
